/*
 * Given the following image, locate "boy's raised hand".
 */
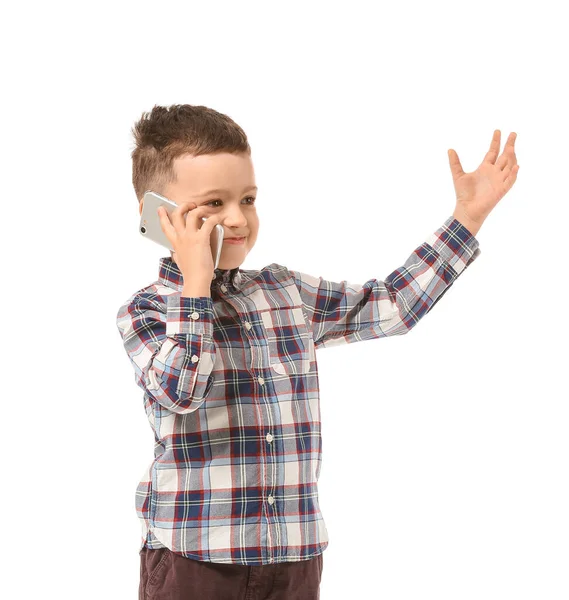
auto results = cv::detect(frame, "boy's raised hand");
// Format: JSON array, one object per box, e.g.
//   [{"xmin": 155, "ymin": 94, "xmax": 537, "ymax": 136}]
[
  {"xmin": 157, "ymin": 201, "xmax": 223, "ymax": 286},
  {"xmin": 448, "ymin": 130, "xmax": 520, "ymax": 234}
]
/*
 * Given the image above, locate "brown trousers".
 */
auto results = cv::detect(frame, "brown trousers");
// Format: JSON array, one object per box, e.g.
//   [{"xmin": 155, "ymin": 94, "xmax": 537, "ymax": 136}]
[{"xmin": 139, "ymin": 546, "xmax": 323, "ymax": 600}]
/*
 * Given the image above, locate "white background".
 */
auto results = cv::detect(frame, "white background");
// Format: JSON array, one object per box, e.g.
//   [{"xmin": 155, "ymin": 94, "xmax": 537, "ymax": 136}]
[{"xmin": 3, "ymin": 0, "xmax": 568, "ymax": 598}]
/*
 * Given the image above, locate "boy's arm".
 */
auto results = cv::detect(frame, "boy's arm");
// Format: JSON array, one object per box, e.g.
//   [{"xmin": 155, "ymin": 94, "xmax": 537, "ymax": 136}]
[
  {"xmin": 290, "ymin": 216, "xmax": 481, "ymax": 349},
  {"xmin": 116, "ymin": 291, "xmax": 216, "ymax": 414}
]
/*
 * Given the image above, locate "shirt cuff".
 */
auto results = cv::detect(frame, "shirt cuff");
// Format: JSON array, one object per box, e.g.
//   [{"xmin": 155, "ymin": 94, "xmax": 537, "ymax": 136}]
[{"xmin": 165, "ymin": 293, "xmax": 215, "ymax": 337}]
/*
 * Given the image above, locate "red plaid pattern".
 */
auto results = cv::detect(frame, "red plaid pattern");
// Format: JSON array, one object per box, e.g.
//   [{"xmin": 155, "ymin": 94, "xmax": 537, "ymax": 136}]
[{"xmin": 116, "ymin": 216, "xmax": 480, "ymax": 565}]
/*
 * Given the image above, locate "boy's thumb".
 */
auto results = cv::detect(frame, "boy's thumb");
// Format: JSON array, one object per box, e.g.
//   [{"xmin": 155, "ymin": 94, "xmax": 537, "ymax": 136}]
[{"xmin": 448, "ymin": 148, "xmax": 464, "ymax": 179}]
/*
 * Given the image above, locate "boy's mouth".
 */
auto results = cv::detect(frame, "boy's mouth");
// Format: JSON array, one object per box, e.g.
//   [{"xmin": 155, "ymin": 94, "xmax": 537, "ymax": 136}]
[{"xmin": 224, "ymin": 236, "xmax": 246, "ymax": 245}]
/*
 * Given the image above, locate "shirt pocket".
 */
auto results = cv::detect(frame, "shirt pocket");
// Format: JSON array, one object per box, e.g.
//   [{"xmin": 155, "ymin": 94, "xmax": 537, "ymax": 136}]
[{"xmin": 261, "ymin": 306, "xmax": 312, "ymax": 375}]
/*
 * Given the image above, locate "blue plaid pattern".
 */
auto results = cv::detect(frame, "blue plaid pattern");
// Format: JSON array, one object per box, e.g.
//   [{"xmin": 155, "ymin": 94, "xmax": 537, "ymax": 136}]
[{"xmin": 115, "ymin": 215, "xmax": 480, "ymax": 565}]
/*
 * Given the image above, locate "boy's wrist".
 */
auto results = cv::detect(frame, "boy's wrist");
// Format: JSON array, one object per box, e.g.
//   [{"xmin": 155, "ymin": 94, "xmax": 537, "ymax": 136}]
[
  {"xmin": 452, "ymin": 210, "xmax": 482, "ymax": 237},
  {"xmin": 182, "ymin": 286, "xmax": 211, "ymax": 298}
]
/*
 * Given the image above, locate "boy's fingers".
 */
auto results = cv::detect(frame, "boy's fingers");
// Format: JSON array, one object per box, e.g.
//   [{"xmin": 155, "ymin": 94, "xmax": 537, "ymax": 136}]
[
  {"xmin": 159, "ymin": 203, "xmax": 222, "ymax": 248},
  {"xmin": 157, "ymin": 206, "xmax": 176, "ymax": 243},
  {"xmin": 185, "ymin": 207, "xmax": 216, "ymax": 232},
  {"xmin": 172, "ymin": 201, "xmax": 200, "ymax": 231},
  {"xmin": 200, "ymin": 214, "xmax": 223, "ymax": 236}
]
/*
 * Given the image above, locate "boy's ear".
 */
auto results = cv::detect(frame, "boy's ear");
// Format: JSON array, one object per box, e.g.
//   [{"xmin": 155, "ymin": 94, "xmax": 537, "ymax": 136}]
[{"xmin": 139, "ymin": 201, "xmax": 143, "ymax": 216}]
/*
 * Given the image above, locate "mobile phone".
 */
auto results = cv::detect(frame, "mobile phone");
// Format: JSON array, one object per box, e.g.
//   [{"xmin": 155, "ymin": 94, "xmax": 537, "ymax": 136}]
[{"xmin": 139, "ymin": 190, "xmax": 224, "ymax": 269}]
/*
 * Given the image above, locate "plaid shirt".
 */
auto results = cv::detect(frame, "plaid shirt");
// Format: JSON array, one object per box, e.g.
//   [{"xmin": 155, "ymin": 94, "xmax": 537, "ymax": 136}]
[{"xmin": 115, "ymin": 215, "xmax": 480, "ymax": 565}]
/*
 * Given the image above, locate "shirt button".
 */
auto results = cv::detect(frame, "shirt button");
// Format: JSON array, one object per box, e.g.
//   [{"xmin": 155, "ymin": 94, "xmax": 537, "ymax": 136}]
[
  {"xmin": 267, "ymin": 495, "xmax": 275, "ymax": 505},
  {"xmin": 244, "ymin": 322, "xmax": 252, "ymax": 330},
  {"xmin": 266, "ymin": 433, "xmax": 274, "ymax": 443},
  {"xmin": 189, "ymin": 312, "xmax": 200, "ymax": 320},
  {"xmin": 191, "ymin": 355, "xmax": 199, "ymax": 363},
  {"xmin": 220, "ymin": 284, "xmax": 227, "ymax": 293},
  {"xmin": 258, "ymin": 376, "xmax": 264, "ymax": 385}
]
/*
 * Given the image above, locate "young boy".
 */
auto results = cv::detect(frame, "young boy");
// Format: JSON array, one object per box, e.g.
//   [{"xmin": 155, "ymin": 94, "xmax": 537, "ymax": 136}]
[{"xmin": 116, "ymin": 104, "xmax": 519, "ymax": 600}]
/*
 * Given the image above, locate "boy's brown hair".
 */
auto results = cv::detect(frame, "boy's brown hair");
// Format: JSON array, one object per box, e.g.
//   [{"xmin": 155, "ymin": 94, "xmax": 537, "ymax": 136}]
[{"xmin": 130, "ymin": 104, "xmax": 251, "ymax": 204}]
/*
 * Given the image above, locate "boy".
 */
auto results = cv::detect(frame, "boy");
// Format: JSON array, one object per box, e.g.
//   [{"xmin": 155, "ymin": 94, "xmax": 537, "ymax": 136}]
[{"xmin": 116, "ymin": 104, "xmax": 519, "ymax": 600}]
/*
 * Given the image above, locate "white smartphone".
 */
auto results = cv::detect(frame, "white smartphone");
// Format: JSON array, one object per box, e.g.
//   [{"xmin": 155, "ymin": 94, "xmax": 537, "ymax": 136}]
[{"xmin": 139, "ymin": 190, "xmax": 224, "ymax": 269}]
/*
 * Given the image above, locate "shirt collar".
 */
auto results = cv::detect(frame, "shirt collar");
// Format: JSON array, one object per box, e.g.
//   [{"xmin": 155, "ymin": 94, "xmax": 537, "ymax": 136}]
[{"xmin": 158, "ymin": 256, "xmax": 242, "ymax": 292}]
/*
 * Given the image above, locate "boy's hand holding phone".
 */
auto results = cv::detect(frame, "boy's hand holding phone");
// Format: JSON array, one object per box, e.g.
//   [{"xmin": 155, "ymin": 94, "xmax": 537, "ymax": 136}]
[{"xmin": 157, "ymin": 201, "xmax": 223, "ymax": 297}]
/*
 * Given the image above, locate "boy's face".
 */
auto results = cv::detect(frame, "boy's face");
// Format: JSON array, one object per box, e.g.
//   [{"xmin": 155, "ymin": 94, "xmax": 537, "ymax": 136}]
[{"xmin": 139, "ymin": 151, "xmax": 259, "ymax": 271}]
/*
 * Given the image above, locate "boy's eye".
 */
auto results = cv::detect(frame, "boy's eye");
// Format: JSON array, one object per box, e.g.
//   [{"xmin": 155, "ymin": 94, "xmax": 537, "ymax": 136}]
[{"xmin": 205, "ymin": 196, "xmax": 256, "ymax": 208}]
